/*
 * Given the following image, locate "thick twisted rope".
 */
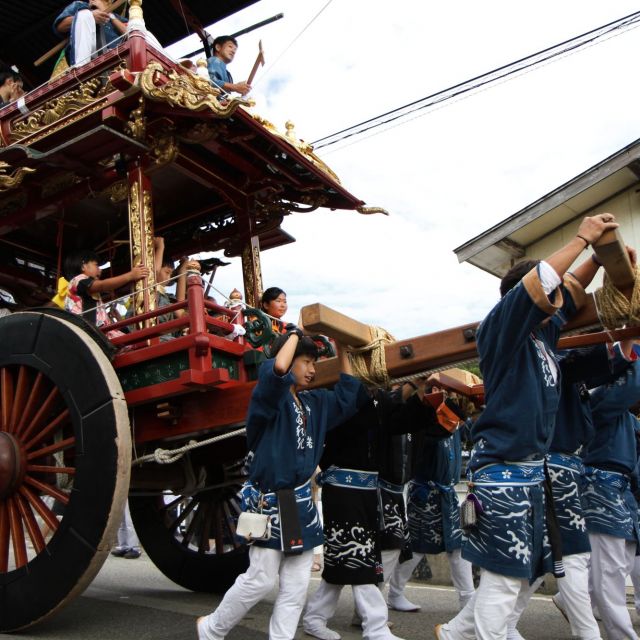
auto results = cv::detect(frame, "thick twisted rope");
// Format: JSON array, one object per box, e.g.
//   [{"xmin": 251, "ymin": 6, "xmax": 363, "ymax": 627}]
[
  {"xmin": 347, "ymin": 326, "xmax": 396, "ymax": 386},
  {"xmin": 131, "ymin": 426, "xmax": 246, "ymax": 466},
  {"xmin": 593, "ymin": 265, "xmax": 640, "ymax": 329}
]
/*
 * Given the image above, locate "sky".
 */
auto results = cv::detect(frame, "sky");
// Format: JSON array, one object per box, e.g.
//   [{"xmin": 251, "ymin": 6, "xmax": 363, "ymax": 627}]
[{"xmin": 165, "ymin": 1, "xmax": 640, "ymax": 339}]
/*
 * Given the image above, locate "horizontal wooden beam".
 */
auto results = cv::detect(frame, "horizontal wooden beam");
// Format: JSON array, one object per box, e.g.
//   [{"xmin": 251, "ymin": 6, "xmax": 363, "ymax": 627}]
[
  {"xmin": 301, "ymin": 303, "xmax": 373, "ymax": 347},
  {"xmin": 593, "ymin": 228, "xmax": 635, "ymax": 290}
]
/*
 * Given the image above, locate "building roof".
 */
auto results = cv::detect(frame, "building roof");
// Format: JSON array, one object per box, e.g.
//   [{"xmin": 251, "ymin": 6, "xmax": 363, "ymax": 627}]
[{"xmin": 454, "ymin": 137, "xmax": 640, "ymax": 276}]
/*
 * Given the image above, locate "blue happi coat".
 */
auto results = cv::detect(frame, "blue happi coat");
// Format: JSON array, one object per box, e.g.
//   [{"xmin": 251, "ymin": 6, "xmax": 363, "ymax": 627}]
[
  {"xmin": 463, "ymin": 265, "xmax": 585, "ymax": 580},
  {"xmin": 549, "ymin": 344, "xmax": 631, "ymax": 554},
  {"xmin": 582, "ymin": 360, "xmax": 640, "ymax": 543},
  {"xmin": 241, "ymin": 359, "xmax": 366, "ymax": 551},
  {"xmin": 408, "ymin": 427, "xmax": 465, "ymax": 554}
]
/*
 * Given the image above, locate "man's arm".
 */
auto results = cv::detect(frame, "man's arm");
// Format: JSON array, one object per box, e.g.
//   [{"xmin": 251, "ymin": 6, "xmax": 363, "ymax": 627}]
[{"xmin": 546, "ymin": 213, "xmax": 618, "ymax": 284}]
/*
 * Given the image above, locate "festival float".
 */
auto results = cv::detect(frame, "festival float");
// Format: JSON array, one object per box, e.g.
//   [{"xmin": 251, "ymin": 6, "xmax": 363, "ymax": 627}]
[{"xmin": 0, "ymin": 0, "xmax": 635, "ymax": 632}]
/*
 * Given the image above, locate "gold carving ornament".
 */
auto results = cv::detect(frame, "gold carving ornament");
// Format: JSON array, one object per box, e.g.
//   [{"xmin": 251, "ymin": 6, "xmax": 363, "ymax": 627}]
[
  {"xmin": 356, "ymin": 205, "xmax": 390, "ymax": 216},
  {"xmin": 150, "ymin": 128, "xmax": 179, "ymax": 167},
  {"xmin": 139, "ymin": 61, "xmax": 250, "ymax": 117},
  {"xmin": 248, "ymin": 114, "xmax": 341, "ymax": 184},
  {"xmin": 0, "ymin": 161, "xmax": 35, "ymax": 192},
  {"xmin": 10, "ymin": 75, "xmax": 111, "ymax": 144},
  {"xmin": 125, "ymin": 96, "xmax": 146, "ymax": 140}
]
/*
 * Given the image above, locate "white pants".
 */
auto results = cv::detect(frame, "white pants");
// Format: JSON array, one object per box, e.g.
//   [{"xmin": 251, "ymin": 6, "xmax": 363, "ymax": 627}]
[
  {"xmin": 199, "ymin": 545, "xmax": 313, "ymax": 640},
  {"xmin": 555, "ymin": 553, "xmax": 602, "ymax": 639},
  {"xmin": 304, "ymin": 579, "xmax": 395, "ymax": 640},
  {"xmin": 438, "ymin": 569, "xmax": 530, "ymax": 640},
  {"xmin": 381, "ymin": 548, "xmax": 401, "ymax": 588},
  {"xmin": 389, "ymin": 549, "xmax": 474, "ymax": 608},
  {"xmin": 116, "ymin": 501, "xmax": 140, "ymax": 551},
  {"xmin": 71, "ymin": 9, "xmax": 164, "ymax": 67},
  {"xmin": 589, "ymin": 533, "xmax": 638, "ymax": 640}
]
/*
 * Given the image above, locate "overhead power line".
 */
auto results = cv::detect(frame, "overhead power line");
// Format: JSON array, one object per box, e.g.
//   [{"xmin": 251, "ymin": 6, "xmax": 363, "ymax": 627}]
[{"xmin": 312, "ymin": 10, "xmax": 640, "ymax": 151}]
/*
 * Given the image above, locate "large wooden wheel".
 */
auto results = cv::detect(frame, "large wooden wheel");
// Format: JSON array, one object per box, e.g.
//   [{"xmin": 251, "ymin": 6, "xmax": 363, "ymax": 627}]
[
  {"xmin": 130, "ymin": 458, "xmax": 249, "ymax": 593},
  {"xmin": 0, "ymin": 312, "xmax": 131, "ymax": 632}
]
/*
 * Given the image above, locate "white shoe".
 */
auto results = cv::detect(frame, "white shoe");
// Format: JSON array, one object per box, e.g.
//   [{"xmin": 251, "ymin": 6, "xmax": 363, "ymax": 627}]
[
  {"xmin": 304, "ymin": 626, "xmax": 341, "ymax": 640},
  {"xmin": 196, "ymin": 617, "xmax": 223, "ymax": 640},
  {"xmin": 388, "ymin": 594, "xmax": 421, "ymax": 612}
]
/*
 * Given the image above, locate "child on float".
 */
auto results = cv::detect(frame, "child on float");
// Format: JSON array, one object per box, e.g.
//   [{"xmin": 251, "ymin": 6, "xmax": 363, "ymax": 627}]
[
  {"xmin": 197, "ymin": 326, "xmax": 367, "ymax": 640},
  {"xmin": 261, "ymin": 286, "xmax": 288, "ymax": 334},
  {"xmin": 64, "ymin": 249, "xmax": 148, "ymax": 337}
]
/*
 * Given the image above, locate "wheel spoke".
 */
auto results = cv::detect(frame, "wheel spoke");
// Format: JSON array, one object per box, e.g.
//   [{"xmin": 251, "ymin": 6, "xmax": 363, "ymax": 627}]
[
  {"xmin": 214, "ymin": 503, "xmax": 225, "ymax": 555},
  {"xmin": 0, "ymin": 500, "xmax": 9, "ymax": 572},
  {"xmin": 198, "ymin": 502, "xmax": 213, "ymax": 554},
  {"xmin": 15, "ymin": 492, "xmax": 46, "ymax": 555},
  {"xmin": 181, "ymin": 502, "xmax": 201, "ymax": 548},
  {"xmin": 23, "ymin": 476, "xmax": 70, "ymax": 505},
  {"xmin": 168, "ymin": 496, "xmax": 197, "ymax": 533},
  {"xmin": 1, "ymin": 367, "xmax": 14, "ymax": 431},
  {"xmin": 14, "ymin": 372, "xmax": 44, "ymax": 437},
  {"xmin": 8, "ymin": 366, "xmax": 29, "ymax": 434},
  {"xmin": 26, "ymin": 436, "xmax": 75, "ymax": 461},
  {"xmin": 8, "ymin": 497, "xmax": 27, "ymax": 569},
  {"xmin": 26, "ymin": 464, "xmax": 76, "ymax": 476},
  {"xmin": 222, "ymin": 500, "xmax": 240, "ymax": 549},
  {"xmin": 20, "ymin": 386, "xmax": 60, "ymax": 444},
  {"xmin": 24, "ymin": 408, "xmax": 70, "ymax": 451},
  {"xmin": 161, "ymin": 494, "xmax": 186, "ymax": 513},
  {"xmin": 18, "ymin": 485, "xmax": 59, "ymax": 532}
]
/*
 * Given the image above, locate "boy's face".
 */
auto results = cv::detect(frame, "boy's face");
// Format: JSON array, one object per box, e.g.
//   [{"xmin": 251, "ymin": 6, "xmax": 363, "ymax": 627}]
[
  {"xmin": 82, "ymin": 260, "xmax": 101, "ymax": 278},
  {"xmin": 159, "ymin": 264, "xmax": 173, "ymax": 282},
  {"xmin": 291, "ymin": 354, "xmax": 316, "ymax": 389},
  {"xmin": 216, "ymin": 40, "xmax": 237, "ymax": 63}
]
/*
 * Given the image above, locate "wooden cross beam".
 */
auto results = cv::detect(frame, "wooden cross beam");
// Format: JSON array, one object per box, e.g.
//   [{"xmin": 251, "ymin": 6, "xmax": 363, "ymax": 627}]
[{"xmin": 593, "ymin": 228, "xmax": 635, "ymax": 290}]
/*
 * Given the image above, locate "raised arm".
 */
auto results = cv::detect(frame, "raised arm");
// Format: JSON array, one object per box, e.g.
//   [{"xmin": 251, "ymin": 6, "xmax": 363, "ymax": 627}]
[
  {"xmin": 546, "ymin": 213, "xmax": 618, "ymax": 286},
  {"xmin": 89, "ymin": 264, "xmax": 149, "ymax": 293}
]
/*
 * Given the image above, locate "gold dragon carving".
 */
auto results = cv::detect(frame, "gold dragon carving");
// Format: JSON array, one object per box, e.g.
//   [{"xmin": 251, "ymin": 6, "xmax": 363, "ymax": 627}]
[
  {"xmin": 139, "ymin": 61, "xmax": 250, "ymax": 117},
  {"xmin": 9, "ymin": 70, "xmax": 121, "ymax": 144},
  {"xmin": 0, "ymin": 162, "xmax": 35, "ymax": 192}
]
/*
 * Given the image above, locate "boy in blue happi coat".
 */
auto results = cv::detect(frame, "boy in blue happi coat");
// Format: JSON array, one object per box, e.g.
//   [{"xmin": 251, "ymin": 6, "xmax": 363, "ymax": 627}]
[
  {"xmin": 436, "ymin": 212, "xmax": 619, "ymax": 640},
  {"xmin": 198, "ymin": 327, "xmax": 367, "ymax": 640}
]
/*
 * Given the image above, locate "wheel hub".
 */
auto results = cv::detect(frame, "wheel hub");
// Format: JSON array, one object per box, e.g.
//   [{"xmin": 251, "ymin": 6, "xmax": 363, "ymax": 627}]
[{"xmin": 0, "ymin": 432, "xmax": 24, "ymax": 499}]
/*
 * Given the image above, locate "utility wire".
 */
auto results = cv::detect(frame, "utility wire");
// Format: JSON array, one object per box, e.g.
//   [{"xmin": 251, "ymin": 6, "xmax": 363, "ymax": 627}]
[
  {"xmin": 254, "ymin": 0, "xmax": 334, "ymax": 86},
  {"xmin": 312, "ymin": 10, "xmax": 640, "ymax": 151}
]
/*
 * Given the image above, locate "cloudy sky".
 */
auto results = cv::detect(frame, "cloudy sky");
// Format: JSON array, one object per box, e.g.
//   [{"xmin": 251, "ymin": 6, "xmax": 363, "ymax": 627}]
[{"xmin": 166, "ymin": 1, "xmax": 640, "ymax": 339}]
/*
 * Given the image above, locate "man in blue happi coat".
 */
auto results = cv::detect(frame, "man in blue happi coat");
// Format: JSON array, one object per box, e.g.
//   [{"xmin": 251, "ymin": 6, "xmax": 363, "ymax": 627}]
[
  {"xmin": 581, "ymin": 352, "xmax": 640, "ymax": 640},
  {"xmin": 389, "ymin": 415, "xmax": 475, "ymax": 612},
  {"xmin": 506, "ymin": 340, "xmax": 634, "ymax": 640},
  {"xmin": 197, "ymin": 327, "xmax": 367, "ymax": 640},
  {"xmin": 436, "ymin": 212, "xmax": 619, "ymax": 640}
]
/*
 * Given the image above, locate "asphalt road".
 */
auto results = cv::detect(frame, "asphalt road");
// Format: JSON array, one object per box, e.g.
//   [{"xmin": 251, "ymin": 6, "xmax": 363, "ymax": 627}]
[{"xmin": 4, "ymin": 554, "xmax": 635, "ymax": 640}]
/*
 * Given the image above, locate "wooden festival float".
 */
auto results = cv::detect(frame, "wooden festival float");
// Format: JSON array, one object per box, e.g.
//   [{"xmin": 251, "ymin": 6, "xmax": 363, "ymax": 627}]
[{"xmin": 0, "ymin": 0, "xmax": 638, "ymax": 632}]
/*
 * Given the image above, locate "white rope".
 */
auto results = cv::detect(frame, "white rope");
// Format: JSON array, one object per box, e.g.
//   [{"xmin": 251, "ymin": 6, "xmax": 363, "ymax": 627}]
[{"xmin": 131, "ymin": 426, "xmax": 247, "ymax": 466}]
